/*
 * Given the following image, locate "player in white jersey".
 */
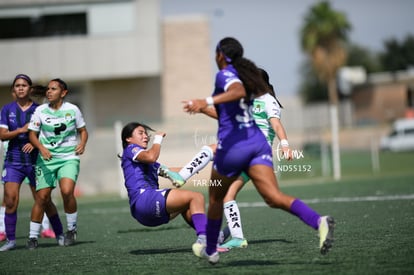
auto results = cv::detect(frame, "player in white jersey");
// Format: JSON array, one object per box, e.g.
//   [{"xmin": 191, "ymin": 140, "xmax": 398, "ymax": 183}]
[{"xmin": 26, "ymin": 78, "xmax": 88, "ymax": 249}]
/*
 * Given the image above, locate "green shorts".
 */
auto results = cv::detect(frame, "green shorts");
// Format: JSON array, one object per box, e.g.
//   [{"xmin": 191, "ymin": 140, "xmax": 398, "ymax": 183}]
[
  {"xmin": 240, "ymin": 172, "xmax": 250, "ymax": 184},
  {"xmin": 35, "ymin": 158, "xmax": 80, "ymax": 191}
]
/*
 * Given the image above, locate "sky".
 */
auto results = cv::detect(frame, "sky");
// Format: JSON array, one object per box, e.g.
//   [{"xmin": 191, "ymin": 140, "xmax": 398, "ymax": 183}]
[{"xmin": 161, "ymin": 0, "xmax": 414, "ymax": 97}]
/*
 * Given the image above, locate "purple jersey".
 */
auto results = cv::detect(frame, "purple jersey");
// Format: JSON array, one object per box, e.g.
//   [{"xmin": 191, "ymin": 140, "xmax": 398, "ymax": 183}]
[
  {"xmin": 121, "ymin": 143, "xmax": 171, "ymax": 226},
  {"xmin": 212, "ymin": 65, "xmax": 273, "ymax": 177},
  {"xmin": 0, "ymin": 101, "xmax": 39, "ymax": 166},
  {"xmin": 121, "ymin": 143, "xmax": 161, "ymax": 203}
]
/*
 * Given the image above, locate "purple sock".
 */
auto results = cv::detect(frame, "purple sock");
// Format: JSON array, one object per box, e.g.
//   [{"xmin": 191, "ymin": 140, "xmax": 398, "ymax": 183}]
[
  {"xmin": 48, "ymin": 214, "xmax": 63, "ymax": 236},
  {"xmin": 191, "ymin": 213, "xmax": 207, "ymax": 236},
  {"xmin": 5, "ymin": 212, "xmax": 17, "ymax": 241},
  {"xmin": 206, "ymin": 218, "xmax": 222, "ymax": 255},
  {"xmin": 290, "ymin": 199, "xmax": 320, "ymax": 230}
]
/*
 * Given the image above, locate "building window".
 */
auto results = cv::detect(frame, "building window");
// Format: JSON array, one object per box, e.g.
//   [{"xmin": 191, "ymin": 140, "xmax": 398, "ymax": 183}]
[{"xmin": 0, "ymin": 13, "xmax": 87, "ymax": 39}]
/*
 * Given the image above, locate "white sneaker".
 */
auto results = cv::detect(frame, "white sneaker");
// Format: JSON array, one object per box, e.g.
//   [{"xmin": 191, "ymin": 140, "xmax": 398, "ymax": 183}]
[
  {"xmin": 318, "ymin": 216, "xmax": 335, "ymax": 255},
  {"xmin": 0, "ymin": 240, "xmax": 16, "ymax": 251},
  {"xmin": 192, "ymin": 242, "xmax": 220, "ymax": 265},
  {"xmin": 57, "ymin": 234, "xmax": 65, "ymax": 246}
]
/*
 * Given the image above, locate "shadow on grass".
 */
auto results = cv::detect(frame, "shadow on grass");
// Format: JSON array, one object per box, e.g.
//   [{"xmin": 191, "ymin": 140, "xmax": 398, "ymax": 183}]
[
  {"xmin": 130, "ymin": 247, "xmax": 189, "ymax": 255},
  {"xmin": 118, "ymin": 224, "xmax": 188, "ymax": 234},
  {"xmin": 13, "ymin": 240, "xmax": 95, "ymax": 250},
  {"xmin": 248, "ymin": 238, "xmax": 293, "ymax": 245}
]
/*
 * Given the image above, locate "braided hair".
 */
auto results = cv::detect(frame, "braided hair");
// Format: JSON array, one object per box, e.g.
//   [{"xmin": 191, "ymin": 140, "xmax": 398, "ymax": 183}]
[
  {"xmin": 258, "ymin": 68, "xmax": 283, "ymax": 108},
  {"xmin": 216, "ymin": 37, "xmax": 267, "ymax": 101}
]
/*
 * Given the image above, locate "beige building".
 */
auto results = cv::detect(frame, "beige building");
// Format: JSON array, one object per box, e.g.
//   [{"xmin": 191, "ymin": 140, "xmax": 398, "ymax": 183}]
[{"xmin": 351, "ymin": 70, "xmax": 414, "ymax": 125}]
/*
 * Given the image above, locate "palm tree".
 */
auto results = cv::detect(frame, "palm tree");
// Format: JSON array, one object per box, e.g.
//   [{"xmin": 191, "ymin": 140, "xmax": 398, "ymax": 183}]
[{"xmin": 300, "ymin": 1, "xmax": 351, "ymax": 180}]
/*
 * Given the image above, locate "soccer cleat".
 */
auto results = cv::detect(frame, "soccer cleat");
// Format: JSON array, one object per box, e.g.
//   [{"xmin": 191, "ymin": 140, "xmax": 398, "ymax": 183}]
[
  {"xmin": 0, "ymin": 240, "xmax": 16, "ymax": 251},
  {"xmin": 192, "ymin": 242, "xmax": 220, "ymax": 265},
  {"xmin": 41, "ymin": 228, "xmax": 56, "ymax": 239},
  {"xmin": 64, "ymin": 230, "xmax": 77, "ymax": 246},
  {"xmin": 0, "ymin": 232, "xmax": 6, "ymax": 242},
  {"xmin": 57, "ymin": 234, "xmax": 65, "ymax": 246},
  {"xmin": 218, "ymin": 237, "xmax": 248, "ymax": 250},
  {"xmin": 318, "ymin": 216, "xmax": 335, "ymax": 255},
  {"xmin": 158, "ymin": 165, "xmax": 186, "ymax": 188},
  {"xmin": 27, "ymin": 238, "xmax": 38, "ymax": 250}
]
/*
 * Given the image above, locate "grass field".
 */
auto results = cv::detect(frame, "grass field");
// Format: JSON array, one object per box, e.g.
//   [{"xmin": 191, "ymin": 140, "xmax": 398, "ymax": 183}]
[{"xmin": 0, "ymin": 152, "xmax": 414, "ymax": 274}]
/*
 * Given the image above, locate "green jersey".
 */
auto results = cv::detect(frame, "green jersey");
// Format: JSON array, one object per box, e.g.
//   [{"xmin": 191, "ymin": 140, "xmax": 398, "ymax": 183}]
[
  {"xmin": 28, "ymin": 101, "xmax": 86, "ymax": 160},
  {"xmin": 251, "ymin": 93, "xmax": 281, "ymax": 146}
]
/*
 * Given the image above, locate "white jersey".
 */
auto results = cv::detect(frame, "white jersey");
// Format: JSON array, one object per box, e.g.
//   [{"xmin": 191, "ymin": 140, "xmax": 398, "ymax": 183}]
[
  {"xmin": 29, "ymin": 101, "xmax": 86, "ymax": 160},
  {"xmin": 251, "ymin": 93, "xmax": 281, "ymax": 145}
]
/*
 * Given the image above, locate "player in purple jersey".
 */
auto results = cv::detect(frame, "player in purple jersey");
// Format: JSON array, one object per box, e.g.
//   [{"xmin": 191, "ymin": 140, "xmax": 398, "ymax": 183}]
[
  {"xmin": 120, "ymin": 122, "xmax": 212, "ymax": 247},
  {"xmin": 183, "ymin": 37, "xmax": 335, "ymax": 264},
  {"xmin": 0, "ymin": 74, "xmax": 64, "ymax": 251}
]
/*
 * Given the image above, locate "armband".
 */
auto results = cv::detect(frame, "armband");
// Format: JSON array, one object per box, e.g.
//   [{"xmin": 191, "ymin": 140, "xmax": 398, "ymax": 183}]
[
  {"xmin": 205, "ymin": 96, "xmax": 214, "ymax": 106},
  {"xmin": 280, "ymin": 139, "xmax": 289, "ymax": 147},
  {"xmin": 153, "ymin": 135, "xmax": 163, "ymax": 145}
]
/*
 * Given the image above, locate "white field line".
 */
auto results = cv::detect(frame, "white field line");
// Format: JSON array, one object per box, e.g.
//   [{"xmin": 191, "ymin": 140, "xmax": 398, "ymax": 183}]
[
  {"xmin": 86, "ymin": 194, "xmax": 414, "ymax": 215},
  {"xmin": 237, "ymin": 194, "xmax": 414, "ymax": 208}
]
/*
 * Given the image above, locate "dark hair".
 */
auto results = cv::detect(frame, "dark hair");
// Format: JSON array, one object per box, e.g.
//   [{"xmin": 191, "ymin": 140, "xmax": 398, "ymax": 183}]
[
  {"xmin": 11, "ymin": 74, "xmax": 32, "ymax": 89},
  {"xmin": 258, "ymin": 68, "xmax": 283, "ymax": 108},
  {"xmin": 30, "ymin": 85, "xmax": 47, "ymax": 97},
  {"xmin": 120, "ymin": 122, "xmax": 155, "ymax": 149},
  {"xmin": 50, "ymin": 78, "xmax": 68, "ymax": 90},
  {"xmin": 216, "ymin": 37, "xmax": 267, "ymax": 100}
]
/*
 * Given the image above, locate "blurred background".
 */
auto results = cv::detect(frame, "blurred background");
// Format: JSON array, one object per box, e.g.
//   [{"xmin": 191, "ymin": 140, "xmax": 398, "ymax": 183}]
[{"xmin": 0, "ymin": 0, "xmax": 413, "ymax": 197}]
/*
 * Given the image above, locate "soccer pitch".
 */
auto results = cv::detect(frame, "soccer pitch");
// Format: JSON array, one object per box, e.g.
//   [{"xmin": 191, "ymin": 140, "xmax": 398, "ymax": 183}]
[{"xmin": 1, "ymin": 154, "xmax": 414, "ymax": 274}]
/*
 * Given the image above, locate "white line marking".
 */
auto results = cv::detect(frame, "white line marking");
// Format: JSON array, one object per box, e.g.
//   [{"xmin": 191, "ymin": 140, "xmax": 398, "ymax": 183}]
[
  {"xmin": 237, "ymin": 194, "xmax": 414, "ymax": 208},
  {"xmin": 82, "ymin": 194, "xmax": 414, "ymax": 215}
]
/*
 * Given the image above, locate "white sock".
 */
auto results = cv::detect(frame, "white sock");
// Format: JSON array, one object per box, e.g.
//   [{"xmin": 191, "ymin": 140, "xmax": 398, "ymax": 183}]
[
  {"xmin": 66, "ymin": 212, "xmax": 78, "ymax": 231},
  {"xmin": 178, "ymin": 145, "xmax": 214, "ymax": 181},
  {"xmin": 0, "ymin": 206, "xmax": 5, "ymax": 232},
  {"xmin": 29, "ymin": 221, "xmax": 42, "ymax": 239},
  {"xmin": 41, "ymin": 214, "xmax": 50, "ymax": 230},
  {"xmin": 223, "ymin": 200, "xmax": 244, "ymax": 239}
]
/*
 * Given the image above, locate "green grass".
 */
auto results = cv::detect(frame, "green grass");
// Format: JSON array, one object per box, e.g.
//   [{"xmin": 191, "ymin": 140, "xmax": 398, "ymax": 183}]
[
  {"xmin": 1, "ymin": 152, "xmax": 414, "ymax": 274},
  {"xmin": 277, "ymin": 150, "xmax": 414, "ymax": 180}
]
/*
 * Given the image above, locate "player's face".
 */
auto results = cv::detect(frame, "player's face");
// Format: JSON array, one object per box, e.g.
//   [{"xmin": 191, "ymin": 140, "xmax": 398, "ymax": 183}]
[
  {"xmin": 128, "ymin": 126, "xmax": 150, "ymax": 148},
  {"xmin": 46, "ymin": 81, "xmax": 67, "ymax": 104},
  {"xmin": 13, "ymin": 78, "xmax": 31, "ymax": 99}
]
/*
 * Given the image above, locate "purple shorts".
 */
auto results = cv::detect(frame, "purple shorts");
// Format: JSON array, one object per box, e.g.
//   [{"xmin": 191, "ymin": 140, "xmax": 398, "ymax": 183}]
[
  {"xmin": 214, "ymin": 133, "xmax": 273, "ymax": 177},
  {"xmin": 130, "ymin": 188, "xmax": 171, "ymax": 227},
  {"xmin": 1, "ymin": 164, "xmax": 36, "ymax": 187}
]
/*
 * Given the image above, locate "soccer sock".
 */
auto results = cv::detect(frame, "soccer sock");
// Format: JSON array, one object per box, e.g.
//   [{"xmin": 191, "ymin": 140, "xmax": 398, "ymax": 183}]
[
  {"xmin": 48, "ymin": 214, "xmax": 63, "ymax": 236},
  {"xmin": 191, "ymin": 213, "xmax": 207, "ymax": 236},
  {"xmin": 5, "ymin": 212, "xmax": 17, "ymax": 241},
  {"xmin": 29, "ymin": 221, "xmax": 42, "ymax": 239},
  {"xmin": 0, "ymin": 206, "xmax": 5, "ymax": 232},
  {"xmin": 290, "ymin": 199, "xmax": 320, "ymax": 230},
  {"xmin": 223, "ymin": 200, "xmax": 244, "ymax": 239},
  {"xmin": 66, "ymin": 212, "xmax": 78, "ymax": 231},
  {"xmin": 178, "ymin": 145, "xmax": 214, "ymax": 181},
  {"xmin": 206, "ymin": 218, "xmax": 222, "ymax": 255},
  {"xmin": 41, "ymin": 214, "xmax": 50, "ymax": 230}
]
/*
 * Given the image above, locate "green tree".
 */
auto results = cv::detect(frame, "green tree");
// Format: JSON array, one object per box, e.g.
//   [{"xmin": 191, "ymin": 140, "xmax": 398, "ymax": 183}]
[
  {"xmin": 300, "ymin": 1, "xmax": 351, "ymax": 180},
  {"xmin": 380, "ymin": 35, "xmax": 414, "ymax": 71},
  {"xmin": 298, "ymin": 59, "xmax": 328, "ymax": 103},
  {"xmin": 346, "ymin": 43, "xmax": 382, "ymax": 73}
]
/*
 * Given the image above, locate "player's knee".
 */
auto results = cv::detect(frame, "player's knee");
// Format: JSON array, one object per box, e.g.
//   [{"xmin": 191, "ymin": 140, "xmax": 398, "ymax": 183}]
[
  {"xmin": 193, "ymin": 192, "xmax": 205, "ymax": 204},
  {"xmin": 3, "ymin": 196, "xmax": 18, "ymax": 210}
]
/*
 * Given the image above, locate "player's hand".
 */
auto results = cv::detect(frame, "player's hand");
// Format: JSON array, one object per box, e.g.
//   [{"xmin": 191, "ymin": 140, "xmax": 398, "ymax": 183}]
[
  {"xmin": 155, "ymin": 131, "xmax": 166, "ymax": 138},
  {"xmin": 282, "ymin": 147, "xmax": 293, "ymax": 161},
  {"xmin": 21, "ymin": 143, "xmax": 34, "ymax": 153},
  {"xmin": 75, "ymin": 143, "xmax": 86, "ymax": 155},
  {"xmin": 182, "ymin": 99, "xmax": 207, "ymax": 114},
  {"xmin": 40, "ymin": 147, "xmax": 52, "ymax": 160}
]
